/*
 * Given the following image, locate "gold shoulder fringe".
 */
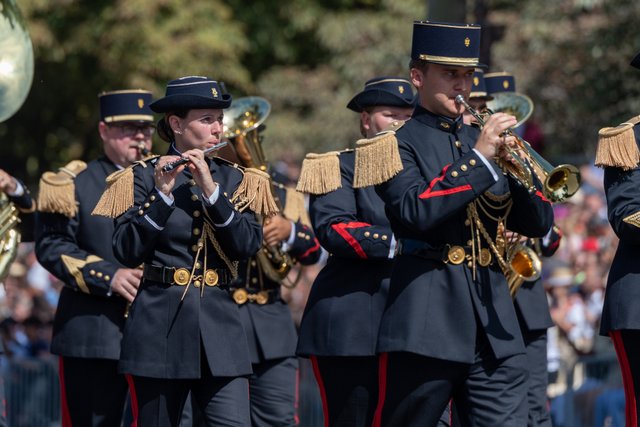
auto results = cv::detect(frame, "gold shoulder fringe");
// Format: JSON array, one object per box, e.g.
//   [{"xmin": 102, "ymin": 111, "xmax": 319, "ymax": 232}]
[
  {"xmin": 231, "ymin": 168, "xmax": 279, "ymax": 217},
  {"xmin": 296, "ymin": 152, "xmax": 342, "ymax": 195},
  {"xmin": 37, "ymin": 160, "xmax": 87, "ymax": 218},
  {"xmin": 91, "ymin": 157, "xmax": 156, "ymax": 218},
  {"xmin": 353, "ymin": 131, "xmax": 403, "ymax": 188},
  {"xmin": 595, "ymin": 117, "xmax": 640, "ymax": 170},
  {"xmin": 283, "ymin": 187, "xmax": 311, "ymax": 227}
]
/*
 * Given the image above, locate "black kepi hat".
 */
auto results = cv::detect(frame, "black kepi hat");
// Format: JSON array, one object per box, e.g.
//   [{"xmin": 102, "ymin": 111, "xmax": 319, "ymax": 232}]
[
  {"xmin": 98, "ymin": 90, "xmax": 154, "ymax": 123},
  {"xmin": 470, "ymin": 69, "xmax": 493, "ymax": 100},
  {"xmin": 411, "ymin": 21, "xmax": 481, "ymax": 67},
  {"xmin": 150, "ymin": 76, "xmax": 232, "ymax": 113},
  {"xmin": 484, "ymin": 72, "xmax": 517, "ymax": 95},
  {"xmin": 347, "ymin": 77, "xmax": 417, "ymax": 112}
]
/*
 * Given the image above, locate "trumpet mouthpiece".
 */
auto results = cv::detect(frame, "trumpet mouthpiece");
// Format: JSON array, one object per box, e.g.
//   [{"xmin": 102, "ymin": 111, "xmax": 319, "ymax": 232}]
[{"xmin": 455, "ymin": 95, "xmax": 465, "ymax": 104}]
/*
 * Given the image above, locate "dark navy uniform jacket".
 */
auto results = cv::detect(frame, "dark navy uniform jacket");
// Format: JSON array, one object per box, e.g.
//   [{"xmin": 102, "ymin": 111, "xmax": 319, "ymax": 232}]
[
  {"xmin": 113, "ymin": 153, "xmax": 262, "ymax": 379},
  {"xmin": 375, "ymin": 106, "xmax": 554, "ymax": 363},
  {"xmin": 36, "ymin": 157, "xmax": 128, "ymax": 360},
  {"xmin": 236, "ymin": 183, "xmax": 321, "ymax": 364},
  {"xmin": 297, "ymin": 150, "xmax": 394, "ymax": 357},
  {"xmin": 601, "ymin": 124, "xmax": 640, "ymax": 335},
  {"xmin": 514, "ymin": 226, "xmax": 562, "ymax": 332}
]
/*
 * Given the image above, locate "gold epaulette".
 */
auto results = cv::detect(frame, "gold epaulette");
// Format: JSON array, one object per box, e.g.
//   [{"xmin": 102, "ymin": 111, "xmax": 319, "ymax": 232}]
[
  {"xmin": 231, "ymin": 168, "xmax": 279, "ymax": 217},
  {"xmin": 283, "ymin": 186, "xmax": 311, "ymax": 227},
  {"xmin": 91, "ymin": 157, "xmax": 158, "ymax": 218},
  {"xmin": 353, "ymin": 128, "xmax": 403, "ymax": 189},
  {"xmin": 595, "ymin": 115, "xmax": 640, "ymax": 170},
  {"xmin": 37, "ymin": 160, "xmax": 87, "ymax": 218},
  {"xmin": 296, "ymin": 151, "xmax": 342, "ymax": 195}
]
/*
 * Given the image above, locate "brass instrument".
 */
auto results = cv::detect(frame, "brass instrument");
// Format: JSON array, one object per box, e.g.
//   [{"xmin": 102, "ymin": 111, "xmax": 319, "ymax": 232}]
[
  {"xmin": 0, "ymin": 1, "xmax": 34, "ymax": 280},
  {"xmin": 506, "ymin": 242, "xmax": 541, "ymax": 297},
  {"xmin": 486, "ymin": 92, "xmax": 534, "ymax": 129},
  {"xmin": 223, "ymin": 97, "xmax": 294, "ymax": 283},
  {"xmin": 455, "ymin": 95, "xmax": 580, "ymax": 202}
]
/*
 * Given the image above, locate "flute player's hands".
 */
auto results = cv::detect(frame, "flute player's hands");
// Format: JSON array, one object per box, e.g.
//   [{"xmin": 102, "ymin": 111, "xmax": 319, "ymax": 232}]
[
  {"xmin": 183, "ymin": 149, "xmax": 218, "ymax": 198},
  {"xmin": 154, "ymin": 155, "xmax": 184, "ymax": 197}
]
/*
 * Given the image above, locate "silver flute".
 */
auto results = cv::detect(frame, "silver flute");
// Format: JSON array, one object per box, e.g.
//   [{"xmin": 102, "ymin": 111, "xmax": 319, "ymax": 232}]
[{"xmin": 162, "ymin": 141, "xmax": 229, "ymax": 172}]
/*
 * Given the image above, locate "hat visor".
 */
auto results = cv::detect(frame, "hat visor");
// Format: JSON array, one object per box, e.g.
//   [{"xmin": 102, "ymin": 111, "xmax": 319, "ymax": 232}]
[
  {"xmin": 347, "ymin": 90, "xmax": 416, "ymax": 112},
  {"xmin": 103, "ymin": 114, "xmax": 154, "ymax": 124},
  {"xmin": 150, "ymin": 94, "xmax": 232, "ymax": 113}
]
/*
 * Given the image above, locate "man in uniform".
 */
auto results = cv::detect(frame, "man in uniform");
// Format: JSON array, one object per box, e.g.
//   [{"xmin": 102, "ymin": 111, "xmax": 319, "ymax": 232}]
[
  {"xmin": 360, "ymin": 21, "xmax": 554, "ymax": 426},
  {"xmin": 35, "ymin": 90, "xmax": 154, "ymax": 426},
  {"xmin": 596, "ymin": 50, "xmax": 640, "ymax": 427},
  {"xmin": 226, "ymin": 129, "xmax": 322, "ymax": 425}
]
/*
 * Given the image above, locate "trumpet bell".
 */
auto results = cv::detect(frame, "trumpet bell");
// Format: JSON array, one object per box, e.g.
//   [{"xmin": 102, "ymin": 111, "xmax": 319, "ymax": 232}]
[
  {"xmin": 0, "ymin": 0, "xmax": 34, "ymax": 122},
  {"xmin": 544, "ymin": 164, "xmax": 581, "ymax": 203},
  {"xmin": 223, "ymin": 96, "xmax": 271, "ymax": 139},
  {"xmin": 507, "ymin": 244, "xmax": 542, "ymax": 297},
  {"xmin": 486, "ymin": 92, "xmax": 534, "ymax": 129}
]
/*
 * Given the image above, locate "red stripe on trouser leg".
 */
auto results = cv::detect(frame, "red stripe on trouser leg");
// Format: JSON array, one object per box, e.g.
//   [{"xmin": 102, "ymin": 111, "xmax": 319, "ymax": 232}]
[
  {"xmin": 294, "ymin": 366, "xmax": 300, "ymax": 425},
  {"xmin": 310, "ymin": 356, "xmax": 329, "ymax": 427},
  {"xmin": 125, "ymin": 375, "xmax": 139, "ymax": 427},
  {"xmin": 372, "ymin": 352, "xmax": 388, "ymax": 427},
  {"xmin": 58, "ymin": 357, "xmax": 73, "ymax": 427},
  {"xmin": 610, "ymin": 331, "xmax": 638, "ymax": 427}
]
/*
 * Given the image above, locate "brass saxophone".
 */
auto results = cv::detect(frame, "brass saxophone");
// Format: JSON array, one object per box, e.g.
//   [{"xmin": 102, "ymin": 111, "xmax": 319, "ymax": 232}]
[
  {"xmin": 0, "ymin": 192, "xmax": 21, "ymax": 282},
  {"xmin": 223, "ymin": 97, "xmax": 294, "ymax": 283}
]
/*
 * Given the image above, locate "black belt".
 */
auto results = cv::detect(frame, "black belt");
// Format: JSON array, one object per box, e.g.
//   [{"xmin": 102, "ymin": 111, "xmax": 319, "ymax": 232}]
[
  {"xmin": 229, "ymin": 287, "xmax": 280, "ymax": 305},
  {"xmin": 143, "ymin": 264, "xmax": 231, "ymax": 288},
  {"xmin": 397, "ymin": 239, "xmax": 493, "ymax": 266}
]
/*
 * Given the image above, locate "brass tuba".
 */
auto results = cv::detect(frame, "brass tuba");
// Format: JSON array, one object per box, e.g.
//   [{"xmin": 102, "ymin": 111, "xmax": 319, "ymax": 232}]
[
  {"xmin": 0, "ymin": 0, "xmax": 35, "ymax": 280},
  {"xmin": 455, "ymin": 95, "xmax": 581, "ymax": 202},
  {"xmin": 223, "ymin": 97, "xmax": 295, "ymax": 283}
]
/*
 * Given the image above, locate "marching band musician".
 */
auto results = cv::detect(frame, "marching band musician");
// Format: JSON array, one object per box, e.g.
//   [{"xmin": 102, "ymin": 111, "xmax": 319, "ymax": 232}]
[
  {"xmin": 596, "ymin": 51, "xmax": 640, "ymax": 427},
  {"xmin": 474, "ymin": 70, "xmax": 562, "ymax": 427},
  {"xmin": 225, "ymin": 138, "xmax": 322, "ymax": 424},
  {"xmin": 296, "ymin": 76, "xmax": 417, "ymax": 426},
  {"xmin": 355, "ymin": 22, "xmax": 554, "ymax": 426},
  {"xmin": 97, "ymin": 76, "xmax": 272, "ymax": 427},
  {"xmin": 35, "ymin": 90, "xmax": 155, "ymax": 426}
]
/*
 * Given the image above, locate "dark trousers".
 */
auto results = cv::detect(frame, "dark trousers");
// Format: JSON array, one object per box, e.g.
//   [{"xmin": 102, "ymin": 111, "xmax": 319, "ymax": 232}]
[
  {"xmin": 127, "ymin": 373, "xmax": 250, "ymax": 427},
  {"xmin": 59, "ymin": 356, "xmax": 128, "ymax": 427},
  {"xmin": 248, "ymin": 357, "xmax": 298, "ymax": 427},
  {"xmin": 522, "ymin": 329, "xmax": 552, "ymax": 427},
  {"xmin": 311, "ymin": 356, "xmax": 380, "ymax": 427},
  {"xmin": 375, "ymin": 349, "xmax": 528, "ymax": 427},
  {"xmin": 610, "ymin": 330, "xmax": 640, "ymax": 427}
]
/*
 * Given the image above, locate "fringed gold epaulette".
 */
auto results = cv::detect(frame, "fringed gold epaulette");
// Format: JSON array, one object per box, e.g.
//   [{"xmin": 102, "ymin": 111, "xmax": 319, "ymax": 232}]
[
  {"xmin": 231, "ymin": 168, "xmax": 279, "ymax": 217},
  {"xmin": 283, "ymin": 187, "xmax": 311, "ymax": 227},
  {"xmin": 353, "ymin": 130, "xmax": 403, "ymax": 188},
  {"xmin": 37, "ymin": 160, "xmax": 87, "ymax": 218},
  {"xmin": 296, "ymin": 151, "xmax": 342, "ymax": 195},
  {"xmin": 595, "ymin": 115, "xmax": 640, "ymax": 170},
  {"xmin": 91, "ymin": 157, "xmax": 158, "ymax": 218}
]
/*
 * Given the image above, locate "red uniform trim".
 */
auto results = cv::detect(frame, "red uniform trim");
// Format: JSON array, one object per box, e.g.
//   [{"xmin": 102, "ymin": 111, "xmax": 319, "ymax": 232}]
[
  {"xmin": 310, "ymin": 356, "xmax": 330, "ymax": 427},
  {"xmin": 331, "ymin": 222, "xmax": 371, "ymax": 259},
  {"xmin": 59, "ymin": 357, "xmax": 73, "ymax": 427},
  {"xmin": 419, "ymin": 165, "xmax": 472, "ymax": 199},
  {"xmin": 610, "ymin": 331, "xmax": 638, "ymax": 427},
  {"xmin": 372, "ymin": 352, "xmax": 389, "ymax": 427},
  {"xmin": 299, "ymin": 239, "xmax": 321, "ymax": 260},
  {"xmin": 125, "ymin": 374, "xmax": 139, "ymax": 427},
  {"xmin": 294, "ymin": 367, "xmax": 301, "ymax": 425},
  {"xmin": 535, "ymin": 190, "xmax": 550, "ymax": 203}
]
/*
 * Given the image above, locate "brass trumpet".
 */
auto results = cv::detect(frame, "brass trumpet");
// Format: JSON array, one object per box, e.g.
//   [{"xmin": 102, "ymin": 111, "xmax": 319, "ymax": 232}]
[
  {"xmin": 454, "ymin": 95, "xmax": 580, "ymax": 202},
  {"xmin": 506, "ymin": 243, "xmax": 541, "ymax": 297}
]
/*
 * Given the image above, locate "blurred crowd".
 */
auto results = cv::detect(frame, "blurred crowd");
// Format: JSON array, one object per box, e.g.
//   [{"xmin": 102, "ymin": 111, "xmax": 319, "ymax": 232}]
[{"xmin": 0, "ymin": 159, "xmax": 622, "ymax": 425}]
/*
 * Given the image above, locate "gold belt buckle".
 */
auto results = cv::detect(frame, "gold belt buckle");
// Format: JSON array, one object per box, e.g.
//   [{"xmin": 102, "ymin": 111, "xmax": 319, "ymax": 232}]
[
  {"xmin": 478, "ymin": 248, "xmax": 492, "ymax": 267},
  {"xmin": 173, "ymin": 268, "xmax": 190, "ymax": 286},
  {"xmin": 232, "ymin": 288, "xmax": 248, "ymax": 305},
  {"xmin": 204, "ymin": 269, "xmax": 219, "ymax": 287},
  {"xmin": 447, "ymin": 245, "xmax": 465, "ymax": 265},
  {"xmin": 255, "ymin": 290, "xmax": 269, "ymax": 305}
]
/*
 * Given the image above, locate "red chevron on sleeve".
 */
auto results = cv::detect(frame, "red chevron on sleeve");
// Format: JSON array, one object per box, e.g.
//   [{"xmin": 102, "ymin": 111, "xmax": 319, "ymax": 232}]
[
  {"xmin": 419, "ymin": 164, "xmax": 472, "ymax": 200},
  {"xmin": 299, "ymin": 238, "xmax": 321, "ymax": 260},
  {"xmin": 331, "ymin": 222, "xmax": 371, "ymax": 259}
]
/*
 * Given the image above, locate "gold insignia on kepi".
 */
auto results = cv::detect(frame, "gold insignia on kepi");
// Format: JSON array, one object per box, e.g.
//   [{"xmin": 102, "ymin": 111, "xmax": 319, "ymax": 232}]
[
  {"xmin": 464, "ymin": 37, "xmax": 470, "ymax": 47},
  {"xmin": 173, "ymin": 268, "xmax": 191, "ymax": 286},
  {"xmin": 474, "ymin": 77, "xmax": 479, "ymax": 86},
  {"xmin": 138, "ymin": 98, "xmax": 144, "ymax": 108},
  {"xmin": 204, "ymin": 269, "xmax": 219, "ymax": 286},
  {"xmin": 478, "ymin": 248, "xmax": 492, "ymax": 267},
  {"xmin": 233, "ymin": 288, "xmax": 248, "ymax": 304},
  {"xmin": 447, "ymin": 246, "xmax": 465, "ymax": 265},
  {"xmin": 211, "ymin": 88, "xmax": 218, "ymax": 98},
  {"xmin": 398, "ymin": 86, "xmax": 405, "ymax": 94},
  {"xmin": 503, "ymin": 80, "xmax": 509, "ymax": 90}
]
